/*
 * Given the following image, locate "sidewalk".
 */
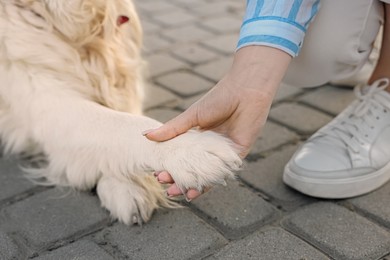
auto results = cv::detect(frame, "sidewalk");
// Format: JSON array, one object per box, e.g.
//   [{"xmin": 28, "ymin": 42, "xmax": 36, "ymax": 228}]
[{"xmin": 1, "ymin": 0, "xmax": 390, "ymax": 259}]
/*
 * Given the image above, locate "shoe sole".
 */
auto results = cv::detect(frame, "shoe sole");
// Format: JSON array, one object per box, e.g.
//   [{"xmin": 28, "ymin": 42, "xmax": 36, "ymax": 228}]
[{"xmin": 283, "ymin": 162, "xmax": 390, "ymax": 199}]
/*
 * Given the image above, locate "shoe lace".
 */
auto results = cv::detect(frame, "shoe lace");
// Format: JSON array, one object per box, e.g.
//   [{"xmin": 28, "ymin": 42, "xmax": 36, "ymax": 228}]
[{"xmin": 326, "ymin": 78, "xmax": 390, "ymax": 153}]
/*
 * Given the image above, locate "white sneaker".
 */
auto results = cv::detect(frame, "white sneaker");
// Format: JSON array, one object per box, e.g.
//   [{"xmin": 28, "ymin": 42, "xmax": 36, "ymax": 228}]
[{"xmin": 283, "ymin": 78, "xmax": 390, "ymax": 198}]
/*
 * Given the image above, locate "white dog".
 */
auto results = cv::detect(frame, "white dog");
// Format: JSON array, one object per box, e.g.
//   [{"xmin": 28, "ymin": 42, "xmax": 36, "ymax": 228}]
[{"xmin": 0, "ymin": 0, "xmax": 242, "ymax": 224}]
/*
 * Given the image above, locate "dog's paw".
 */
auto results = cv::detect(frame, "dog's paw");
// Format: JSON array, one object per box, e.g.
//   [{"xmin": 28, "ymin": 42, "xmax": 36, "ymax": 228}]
[
  {"xmin": 156, "ymin": 130, "xmax": 242, "ymax": 193},
  {"xmin": 96, "ymin": 175, "xmax": 170, "ymax": 225}
]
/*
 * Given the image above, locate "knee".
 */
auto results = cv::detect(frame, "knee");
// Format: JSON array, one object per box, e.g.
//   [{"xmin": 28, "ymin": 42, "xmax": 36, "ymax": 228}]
[
  {"xmin": 283, "ymin": 0, "xmax": 383, "ymax": 87},
  {"xmin": 284, "ymin": 37, "xmax": 371, "ymax": 87}
]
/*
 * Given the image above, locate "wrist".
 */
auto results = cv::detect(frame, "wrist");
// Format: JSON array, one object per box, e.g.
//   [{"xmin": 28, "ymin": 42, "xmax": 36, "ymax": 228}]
[{"xmin": 228, "ymin": 45, "xmax": 292, "ymax": 93}]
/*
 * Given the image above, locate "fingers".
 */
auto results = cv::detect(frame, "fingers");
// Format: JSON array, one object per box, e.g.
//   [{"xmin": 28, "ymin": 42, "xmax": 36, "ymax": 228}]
[
  {"xmin": 166, "ymin": 184, "xmax": 183, "ymax": 196},
  {"xmin": 166, "ymin": 184, "xmax": 203, "ymax": 201},
  {"xmin": 143, "ymin": 109, "xmax": 196, "ymax": 142},
  {"xmin": 154, "ymin": 171, "xmax": 174, "ymax": 184},
  {"xmin": 186, "ymin": 189, "xmax": 203, "ymax": 200},
  {"xmin": 156, "ymin": 172, "xmax": 207, "ymax": 200}
]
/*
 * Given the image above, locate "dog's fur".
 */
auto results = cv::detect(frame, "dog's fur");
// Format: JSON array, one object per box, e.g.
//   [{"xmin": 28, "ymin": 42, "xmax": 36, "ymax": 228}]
[{"xmin": 0, "ymin": 0, "xmax": 242, "ymax": 224}]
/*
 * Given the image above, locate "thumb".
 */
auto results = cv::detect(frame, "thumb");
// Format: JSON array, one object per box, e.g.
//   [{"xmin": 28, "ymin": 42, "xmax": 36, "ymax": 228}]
[{"xmin": 143, "ymin": 109, "xmax": 196, "ymax": 142}]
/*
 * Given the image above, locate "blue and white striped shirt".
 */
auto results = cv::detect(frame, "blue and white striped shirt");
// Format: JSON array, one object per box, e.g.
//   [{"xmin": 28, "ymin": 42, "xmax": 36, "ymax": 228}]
[{"xmin": 238, "ymin": 0, "xmax": 320, "ymax": 57}]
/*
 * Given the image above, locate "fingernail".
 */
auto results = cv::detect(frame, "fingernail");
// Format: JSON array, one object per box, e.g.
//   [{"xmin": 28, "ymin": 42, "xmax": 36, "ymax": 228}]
[{"xmin": 142, "ymin": 129, "xmax": 156, "ymax": 136}]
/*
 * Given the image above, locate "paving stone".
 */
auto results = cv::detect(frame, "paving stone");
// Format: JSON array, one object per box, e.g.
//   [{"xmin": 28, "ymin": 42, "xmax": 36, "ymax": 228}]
[
  {"xmin": 143, "ymin": 34, "xmax": 172, "ymax": 54},
  {"xmin": 0, "ymin": 189, "xmax": 109, "ymax": 249},
  {"xmin": 192, "ymin": 180, "xmax": 278, "ymax": 239},
  {"xmin": 282, "ymin": 202, "xmax": 390, "ymax": 260},
  {"xmin": 269, "ymin": 103, "xmax": 333, "ymax": 135},
  {"xmin": 349, "ymin": 181, "xmax": 390, "ymax": 229},
  {"xmin": 249, "ymin": 121, "xmax": 299, "ymax": 156},
  {"xmin": 0, "ymin": 158, "xmax": 36, "ymax": 203},
  {"xmin": 156, "ymin": 71, "xmax": 213, "ymax": 97},
  {"xmin": 146, "ymin": 108, "xmax": 181, "ymax": 123},
  {"xmin": 162, "ymin": 24, "xmax": 214, "ymax": 43},
  {"xmin": 200, "ymin": 16, "xmax": 242, "ymax": 33},
  {"xmin": 209, "ymin": 228, "xmax": 329, "ymax": 260},
  {"xmin": 299, "ymin": 85, "xmax": 355, "ymax": 115},
  {"xmin": 240, "ymin": 144, "xmax": 313, "ymax": 210},
  {"xmin": 191, "ymin": 2, "xmax": 245, "ymax": 17},
  {"xmin": 143, "ymin": 83, "xmax": 180, "ymax": 110},
  {"xmin": 172, "ymin": 0, "xmax": 207, "ymax": 9},
  {"xmin": 274, "ymin": 82, "xmax": 304, "ymax": 102},
  {"xmin": 139, "ymin": 20, "xmax": 161, "ymax": 33},
  {"xmin": 178, "ymin": 92, "xmax": 205, "ymax": 110},
  {"xmin": 152, "ymin": 10, "xmax": 196, "ymax": 27},
  {"xmin": 94, "ymin": 209, "xmax": 227, "ymax": 260},
  {"xmin": 201, "ymin": 34, "xmax": 238, "ymax": 54},
  {"xmin": 135, "ymin": 1, "xmax": 183, "ymax": 14},
  {"xmin": 0, "ymin": 231, "xmax": 21, "ymax": 260},
  {"xmin": 194, "ymin": 57, "xmax": 233, "ymax": 82},
  {"xmin": 172, "ymin": 44, "xmax": 218, "ymax": 65},
  {"xmin": 34, "ymin": 240, "xmax": 113, "ymax": 260},
  {"xmin": 147, "ymin": 53, "xmax": 188, "ymax": 77}
]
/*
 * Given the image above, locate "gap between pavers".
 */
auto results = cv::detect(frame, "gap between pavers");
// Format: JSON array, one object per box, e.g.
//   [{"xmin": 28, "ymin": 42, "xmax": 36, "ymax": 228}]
[
  {"xmin": 281, "ymin": 202, "xmax": 390, "ymax": 260},
  {"xmin": 190, "ymin": 180, "xmax": 280, "ymax": 240},
  {"xmin": 91, "ymin": 208, "xmax": 228, "ymax": 260}
]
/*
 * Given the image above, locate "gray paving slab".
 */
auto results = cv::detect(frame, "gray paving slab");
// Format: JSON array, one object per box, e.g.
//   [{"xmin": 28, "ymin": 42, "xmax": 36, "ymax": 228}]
[
  {"xmin": 140, "ymin": 19, "xmax": 161, "ymax": 34},
  {"xmin": 199, "ymin": 16, "xmax": 242, "ymax": 33},
  {"xmin": 0, "ymin": 158, "xmax": 36, "ymax": 203},
  {"xmin": 135, "ymin": 1, "xmax": 183, "ymax": 15},
  {"xmin": 143, "ymin": 83, "xmax": 180, "ymax": 110},
  {"xmin": 269, "ymin": 103, "xmax": 333, "ymax": 135},
  {"xmin": 34, "ymin": 240, "xmax": 113, "ymax": 260},
  {"xmin": 93, "ymin": 209, "xmax": 227, "ymax": 260},
  {"xmin": 282, "ymin": 202, "xmax": 390, "ymax": 260},
  {"xmin": 162, "ymin": 24, "xmax": 214, "ymax": 43},
  {"xmin": 171, "ymin": 44, "xmax": 219, "ymax": 65},
  {"xmin": 0, "ymin": 188, "xmax": 109, "ymax": 250},
  {"xmin": 201, "ymin": 34, "xmax": 238, "ymax": 55},
  {"xmin": 172, "ymin": 0, "xmax": 206, "ymax": 8},
  {"xmin": 0, "ymin": 231, "xmax": 22, "ymax": 260},
  {"xmin": 147, "ymin": 53, "xmax": 189, "ymax": 77},
  {"xmin": 299, "ymin": 85, "xmax": 355, "ymax": 115},
  {"xmin": 1, "ymin": 0, "xmax": 390, "ymax": 259},
  {"xmin": 143, "ymin": 34, "xmax": 172, "ymax": 54},
  {"xmin": 208, "ymin": 227, "xmax": 329, "ymax": 260},
  {"xmin": 152, "ymin": 10, "xmax": 196, "ymax": 27},
  {"xmin": 178, "ymin": 92, "xmax": 206, "ymax": 110},
  {"xmin": 145, "ymin": 108, "xmax": 181, "ymax": 123},
  {"xmin": 274, "ymin": 82, "xmax": 303, "ymax": 102},
  {"xmin": 240, "ymin": 144, "xmax": 313, "ymax": 210},
  {"xmin": 348, "ymin": 181, "xmax": 390, "ymax": 229},
  {"xmin": 249, "ymin": 121, "xmax": 299, "ymax": 157},
  {"xmin": 191, "ymin": 2, "xmax": 245, "ymax": 17},
  {"xmin": 194, "ymin": 57, "xmax": 233, "ymax": 82},
  {"xmin": 156, "ymin": 71, "xmax": 214, "ymax": 97},
  {"xmin": 191, "ymin": 180, "xmax": 278, "ymax": 239}
]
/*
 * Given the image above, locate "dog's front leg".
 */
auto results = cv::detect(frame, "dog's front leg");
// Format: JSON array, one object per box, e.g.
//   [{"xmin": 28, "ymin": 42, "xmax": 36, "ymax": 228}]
[
  {"xmin": 20, "ymin": 92, "xmax": 174, "ymax": 223},
  {"xmin": 25, "ymin": 93, "xmax": 241, "ymax": 223}
]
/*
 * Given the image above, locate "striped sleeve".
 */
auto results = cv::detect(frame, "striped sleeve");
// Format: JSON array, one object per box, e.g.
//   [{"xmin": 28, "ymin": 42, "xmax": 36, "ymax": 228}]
[{"xmin": 237, "ymin": 0, "xmax": 320, "ymax": 57}]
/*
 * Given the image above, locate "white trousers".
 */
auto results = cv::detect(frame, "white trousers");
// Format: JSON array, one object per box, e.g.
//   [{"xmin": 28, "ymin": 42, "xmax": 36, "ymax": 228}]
[{"xmin": 284, "ymin": 0, "xmax": 385, "ymax": 87}]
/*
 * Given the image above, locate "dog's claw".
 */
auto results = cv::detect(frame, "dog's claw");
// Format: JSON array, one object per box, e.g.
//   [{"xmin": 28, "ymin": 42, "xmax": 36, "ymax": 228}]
[{"xmin": 131, "ymin": 213, "xmax": 143, "ymax": 226}]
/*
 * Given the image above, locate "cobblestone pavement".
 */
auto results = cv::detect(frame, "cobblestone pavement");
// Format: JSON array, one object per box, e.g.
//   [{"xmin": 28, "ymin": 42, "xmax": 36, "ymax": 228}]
[{"xmin": 1, "ymin": 0, "xmax": 390, "ymax": 259}]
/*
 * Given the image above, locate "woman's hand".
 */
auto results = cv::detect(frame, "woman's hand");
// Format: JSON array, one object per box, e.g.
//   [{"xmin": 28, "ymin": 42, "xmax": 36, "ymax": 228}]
[{"xmin": 144, "ymin": 46, "xmax": 292, "ymax": 200}]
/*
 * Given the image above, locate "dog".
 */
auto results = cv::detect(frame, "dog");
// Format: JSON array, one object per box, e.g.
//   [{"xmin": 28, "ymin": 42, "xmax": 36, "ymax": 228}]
[{"xmin": 0, "ymin": 0, "xmax": 242, "ymax": 225}]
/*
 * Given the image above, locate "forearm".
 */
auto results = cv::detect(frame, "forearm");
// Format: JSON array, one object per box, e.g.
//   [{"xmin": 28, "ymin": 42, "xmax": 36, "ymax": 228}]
[{"xmin": 227, "ymin": 45, "xmax": 292, "ymax": 97}]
